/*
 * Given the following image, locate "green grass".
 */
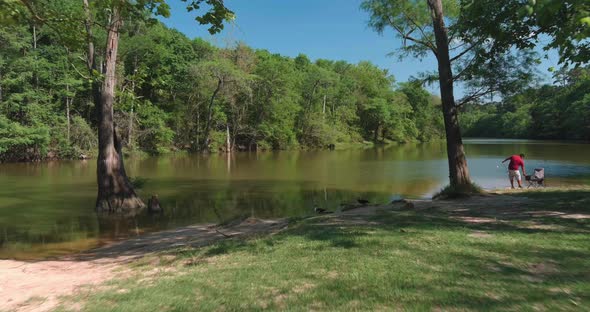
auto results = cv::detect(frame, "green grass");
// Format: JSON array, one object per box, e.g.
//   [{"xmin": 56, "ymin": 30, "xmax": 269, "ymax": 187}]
[{"xmin": 58, "ymin": 190, "xmax": 590, "ymax": 311}]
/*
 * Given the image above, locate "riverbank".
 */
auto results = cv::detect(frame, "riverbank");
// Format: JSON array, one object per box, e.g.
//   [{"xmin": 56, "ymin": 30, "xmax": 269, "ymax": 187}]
[
  {"xmin": 0, "ymin": 141, "xmax": 383, "ymax": 164},
  {"xmin": 2, "ymin": 187, "xmax": 589, "ymax": 311}
]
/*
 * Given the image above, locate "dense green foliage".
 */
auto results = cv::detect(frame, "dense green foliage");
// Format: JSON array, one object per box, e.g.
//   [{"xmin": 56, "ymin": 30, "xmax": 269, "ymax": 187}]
[
  {"xmin": 457, "ymin": 0, "xmax": 590, "ymax": 67},
  {"xmin": 461, "ymin": 67, "xmax": 590, "ymax": 141},
  {"xmin": 0, "ymin": 17, "xmax": 444, "ymax": 161}
]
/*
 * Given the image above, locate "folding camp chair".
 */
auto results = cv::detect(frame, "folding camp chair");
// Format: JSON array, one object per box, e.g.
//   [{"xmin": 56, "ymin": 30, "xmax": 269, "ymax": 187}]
[{"xmin": 525, "ymin": 168, "xmax": 545, "ymax": 188}]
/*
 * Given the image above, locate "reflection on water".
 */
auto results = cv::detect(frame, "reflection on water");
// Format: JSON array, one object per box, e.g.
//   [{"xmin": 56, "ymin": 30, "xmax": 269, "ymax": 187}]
[{"xmin": 1, "ymin": 139, "xmax": 589, "ymax": 259}]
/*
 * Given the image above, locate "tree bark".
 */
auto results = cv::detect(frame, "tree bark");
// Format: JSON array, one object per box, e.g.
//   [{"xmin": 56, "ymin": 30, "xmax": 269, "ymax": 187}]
[
  {"xmin": 95, "ymin": 5, "xmax": 144, "ymax": 214},
  {"xmin": 374, "ymin": 124, "xmax": 380, "ymax": 143},
  {"xmin": 128, "ymin": 56, "xmax": 139, "ymax": 149},
  {"xmin": 428, "ymin": 0, "xmax": 471, "ymax": 188},
  {"xmin": 66, "ymin": 84, "xmax": 71, "ymax": 144},
  {"xmin": 82, "ymin": 0, "xmax": 101, "ymax": 111},
  {"xmin": 201, "ymin": 78, "xmax": 223, "ymax": 151},
  {"xmin": 225, "ymin": 123, "xmax": 231, "ymax": 153},
  {"xmin": 32, "ymin": 24, "xmax": 37, "ymax": 49},
  {"xmin": 128, "ymin": 103, "xmax": 134, "ymax": 147},
  {"xmin": 307, "ymin": 80, "xmax": 320, "ymax": 111}
]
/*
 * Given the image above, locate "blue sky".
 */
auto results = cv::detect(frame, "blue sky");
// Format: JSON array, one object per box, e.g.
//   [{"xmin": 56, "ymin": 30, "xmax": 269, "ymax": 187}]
[{"xmin": 161, "ymin": 0, "xmax": 560, "ymax": 96}]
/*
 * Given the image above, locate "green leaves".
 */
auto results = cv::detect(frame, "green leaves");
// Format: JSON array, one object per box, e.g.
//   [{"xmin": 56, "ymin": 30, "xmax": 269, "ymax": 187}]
[
  {"xmin": 0, "ymin": 115, "xmax": 50, "ymax": 161},
  {"xmin": 1, "ymin": 1, "xmax": 446, "ymax": 160},
  {"xmin": 462, "ymin": 66, "xmax": 590, "ymax": 141},
  {"xmin": 181, "ymin": 0, "xmax": 235, "ymax": 34},
  {"xmin": 361, "ymin": 0, "xmax": 437, "ymax": 59},
  {"xmin": 458, "ymin": 0, "xmax": 590, "ymax": 67},
  {"xmin": 0, "ymin": 0, "xmax": 23, "ymax": 25}
]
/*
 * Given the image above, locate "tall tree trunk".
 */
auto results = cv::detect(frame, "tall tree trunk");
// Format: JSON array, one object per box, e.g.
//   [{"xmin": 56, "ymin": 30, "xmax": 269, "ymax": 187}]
[
  {"xmin": 128, "ymin": 103, "xmax": 134, "ymax": 148},
  {"xmin": 307, "ymin": 80, "xmax": 320, "ymax": 111},
  {"xmin": 374, "ymin": 124, "xmax": 380, "ymax": 143},
  {"xmin": 225, "ymin": 123, "xmax": 231, "ymax": 153},
  {"xmin": 128, "ymin": 56, "xmax": 138, "ymax": 149},
  {"xmin": 201, "ymin": 78, "xmax": 223, "ymax": 151},
  {"xmin": 32, "ymin": 24, "xmax": 37, "ymax": 49},
  {"xmin": 95, "ymin": 5, "xmax": 144, "ymax": 213},
  {"xmin": 66, "ymin": 85, "xmax": 71, "ymax": 144},
  {"xmin": 82, "ymin": 0, "xmax": 100, "ymax": 111},
  {"xmin": 196, "ymin": 107, "xmax": 200, "ymax": 150},
  {"xmin": 428, "ymin": 0, "xmax": 471, "ymax": 188},
  {"xmin": 32, "ymin": 24, "xmax": 39, "ymax": 88}
]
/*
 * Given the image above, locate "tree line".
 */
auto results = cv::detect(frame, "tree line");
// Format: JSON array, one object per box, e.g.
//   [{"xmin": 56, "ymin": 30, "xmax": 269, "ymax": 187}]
[
  {"xmin": 0, "ymin": 14, "xmax": 445, "ymax": 163},
  {"xmin": 461, "ymin": 67, "xmax": 590, "ymax": 141}
]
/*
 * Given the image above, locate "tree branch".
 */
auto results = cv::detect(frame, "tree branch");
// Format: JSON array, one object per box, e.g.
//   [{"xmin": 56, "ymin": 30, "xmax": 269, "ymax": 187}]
[
  {"xmin": 450, "ymin": 46, "xmax": 474, "ymax": 63},
  {"xmin": 402, "ymin": 11, "xmax": 437, "ymax": 53},
  {"xmin": 18, "ymin": 0, "xmax": 45, "ymax": 22},
  {"xmin": 449, "ymin": 39, "xmax": 485, "ymax": 63},
  {"xmin": 70, "ymin": 63, "xmax": 91, "ymax": 80},
  {"xmin": 452, "ymin": 55, "xmax": 476, "ymax": 81},
  {"xmin": 456, "ymin": 86, "xmax": 495, "ymax": 107},
  {"xmin": 387, "ymin": 15, "xmax": 438, "ymax": 57}
]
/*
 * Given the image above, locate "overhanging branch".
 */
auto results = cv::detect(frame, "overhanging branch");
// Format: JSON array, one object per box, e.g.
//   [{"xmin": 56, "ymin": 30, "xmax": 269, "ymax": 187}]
[
  {"xmin": 457, "ymin": 86, "xmax": 495, "ymax": 107},
  {"xmin": 387, "ymin": 16, "xmax": 438, "ymax": 57}
]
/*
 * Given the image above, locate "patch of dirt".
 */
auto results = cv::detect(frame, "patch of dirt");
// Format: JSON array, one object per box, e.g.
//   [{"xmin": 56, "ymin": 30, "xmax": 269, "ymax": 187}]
[
  {"xmin": 468, "ymin": 231, "xmax": 494, "ymax": 238},
  {"xmin": 528, "ymin": 262, "xmax": 559, "ymax": 275},
  {"xmin": 0, "ymin": 259, "xmax": 116, "ymax": 312},
  {"xmin": 517, "ymin": 222, "xmax": 562, "ymax": 231},
  {"xmin": 560, "ymin": 213, "xmax": 590, "ymax": 219},
  {"xmin": 325, "ymin": 271, "xmax": 339, "ymax": 279},
  {"xmin": 454, "ymin": 216, "xmax": 497, "ymax": 224},
  {"xmin": 0, "ymin": 217, "xmax": 288, "ymax": 312},
  {"xmin": 292, "ymin": 282, "xmax": 316, "ymax": 294}
]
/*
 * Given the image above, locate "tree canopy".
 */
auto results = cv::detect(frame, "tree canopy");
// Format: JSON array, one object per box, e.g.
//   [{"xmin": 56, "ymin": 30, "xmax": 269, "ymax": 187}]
[
  {"xmin": 0, "ymin": 8, "xmax": 444, "ymax": 161},
  {"xmin": 457, "ymin": 0, "xmax": 590, "ymax": 67}
]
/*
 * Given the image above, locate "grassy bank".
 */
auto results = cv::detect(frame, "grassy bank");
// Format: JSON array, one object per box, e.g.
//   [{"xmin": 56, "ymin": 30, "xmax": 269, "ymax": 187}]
[{"xmin": 57, "ymin": 189, "xmax": 590, "ymax": 311}]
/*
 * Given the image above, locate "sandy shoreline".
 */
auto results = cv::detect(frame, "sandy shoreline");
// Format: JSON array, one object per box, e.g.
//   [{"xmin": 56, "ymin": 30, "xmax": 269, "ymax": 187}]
[{"xmin": 0, "ymin": 218, "xmax": 288, "ymax": 312}]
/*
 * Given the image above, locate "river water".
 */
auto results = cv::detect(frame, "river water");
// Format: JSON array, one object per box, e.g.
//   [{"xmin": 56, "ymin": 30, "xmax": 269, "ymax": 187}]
[{"xmin": 1, "ymin": 139, "xmax": 589, "ymax": 259}]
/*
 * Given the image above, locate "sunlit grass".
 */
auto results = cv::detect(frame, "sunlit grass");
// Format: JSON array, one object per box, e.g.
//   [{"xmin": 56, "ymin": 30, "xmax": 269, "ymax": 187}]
[{"xmin": 58, "ymin": 190, "xmax": 590, "ymax": 311}]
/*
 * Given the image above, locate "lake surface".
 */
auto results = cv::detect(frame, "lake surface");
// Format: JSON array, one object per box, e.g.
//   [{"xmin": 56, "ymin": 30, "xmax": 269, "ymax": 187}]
[{"xmin": 1, "ymin": 139, "xmax": 589, "ymax": 259}]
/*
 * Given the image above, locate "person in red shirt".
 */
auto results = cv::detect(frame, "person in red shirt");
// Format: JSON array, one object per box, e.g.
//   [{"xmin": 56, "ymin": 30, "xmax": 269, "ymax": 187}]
[{"xmin": 502, "ymin": 154, "xmax": 526, "ymax": 189}]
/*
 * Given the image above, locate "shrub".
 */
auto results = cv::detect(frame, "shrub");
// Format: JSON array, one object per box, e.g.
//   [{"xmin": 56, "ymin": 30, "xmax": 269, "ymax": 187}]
[{"xmin": 0, "ymin": 116, "xmax": 50, "ymax": 162}]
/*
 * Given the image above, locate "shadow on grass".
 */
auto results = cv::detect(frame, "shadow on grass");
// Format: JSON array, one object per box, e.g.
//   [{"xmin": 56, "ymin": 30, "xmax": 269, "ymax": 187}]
[
  {"xmin": 57, "ymin": 189, "xmax": 590, "ymax": 310},
  {"xmin": 166, "ymin": 208, "xmax": 590, "ymax": 310}
]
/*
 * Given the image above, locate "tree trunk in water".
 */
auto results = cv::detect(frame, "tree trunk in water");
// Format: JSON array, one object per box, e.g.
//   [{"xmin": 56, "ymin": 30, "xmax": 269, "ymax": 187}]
[
  {"xmin": 428, "ymin": 0, "xmax": 471, "ymax": 188},
  {"xmin": 95, "ymin": 6, "xmax": 144, "ymax": 214}
]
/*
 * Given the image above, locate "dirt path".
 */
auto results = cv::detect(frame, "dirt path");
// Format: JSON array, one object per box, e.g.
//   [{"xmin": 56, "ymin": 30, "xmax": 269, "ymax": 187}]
[{"xmin": 0, "ymin": 218, "xmax": 287, "ymax": 312}]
